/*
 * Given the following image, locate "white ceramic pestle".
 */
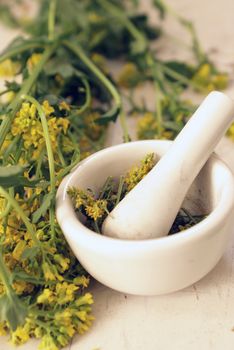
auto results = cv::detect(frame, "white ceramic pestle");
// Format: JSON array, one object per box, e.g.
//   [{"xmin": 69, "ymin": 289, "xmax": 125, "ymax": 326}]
[{"xmin": 102, "ymin": 91, "xmax": 234, "ymax": 240}]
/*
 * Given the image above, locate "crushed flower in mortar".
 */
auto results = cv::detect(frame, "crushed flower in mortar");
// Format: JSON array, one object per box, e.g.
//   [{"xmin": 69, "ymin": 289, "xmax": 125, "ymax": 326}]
[{"xmin": 68, "ymin": 153, "xmax": 205, "ymax": 234}]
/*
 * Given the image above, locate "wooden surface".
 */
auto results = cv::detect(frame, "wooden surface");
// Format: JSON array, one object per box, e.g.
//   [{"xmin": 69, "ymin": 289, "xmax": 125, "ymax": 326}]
[{"xmin": 1, "ymin": 0, "xmax": 234, "ymax": 349}]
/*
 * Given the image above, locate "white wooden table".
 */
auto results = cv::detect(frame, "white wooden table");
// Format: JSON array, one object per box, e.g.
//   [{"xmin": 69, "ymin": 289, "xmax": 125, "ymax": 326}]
[{"xmin": 1, "ymin": 1, "xmax": 234, "ymax": 349}]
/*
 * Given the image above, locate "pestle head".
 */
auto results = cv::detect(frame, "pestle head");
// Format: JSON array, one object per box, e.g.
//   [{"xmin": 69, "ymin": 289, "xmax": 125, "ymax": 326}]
[{"xmin": 102, "ymin": 91, "xmax": 234, "ymax": 240}]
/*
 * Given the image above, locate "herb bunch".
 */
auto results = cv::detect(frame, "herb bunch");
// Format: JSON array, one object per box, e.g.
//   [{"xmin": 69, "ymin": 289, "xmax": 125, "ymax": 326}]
[{"xmin": 0, "ymin": 0, "xmax": 232, "ymax": 349}]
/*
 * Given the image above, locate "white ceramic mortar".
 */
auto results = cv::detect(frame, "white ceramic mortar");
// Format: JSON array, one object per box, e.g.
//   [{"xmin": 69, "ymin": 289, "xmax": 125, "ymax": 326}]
[{"xmin": 56, "ymin": 140, "xmax": 234, "ymax": 295}]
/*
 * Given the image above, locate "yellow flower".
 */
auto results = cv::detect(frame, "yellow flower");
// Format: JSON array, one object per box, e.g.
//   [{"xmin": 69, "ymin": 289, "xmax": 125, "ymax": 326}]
[
  {"xmin": 37, "ymin": 288, "xmax": 55, "ymax": 304},
  {"xmin": 117, "ymin": 62, "xmax": 141, "ymax": 88},
  {"xmin": 11, "ymin": 325, "xmax": 30, "ymax": 345},
  {"xmin": 56, "ymin": 282, "xmax": 79, "ymax": 304},
  {"xmin": 34, "ymin": 327, "xmax": 43, "ymax": 338},
  {"xmin": 59, "ymin": 100, "xmax": 70, "ymax": 111},
  {"xmin": 73, "ymin": 275, "xmax": 89, "ymax": 288},
  {"xmin": 54, "ymin": 254, "xmax": 70, "ymax": 272},
  {"xmin": 124, "ymin": 153, "xmax": 155, "ymax": 191},
  {"xmin": 57, "ymin": 334, "xmax": 69, "ymax": 347},
  {"xmin": 137, "ymin": 112, "xmax": 158, "ymax": 140},
  {"xmin": 68, "ymin": 187, "xmax": 107, "ymax": 220},
  {"xmin": 85, "ymin": 199, "xmax": 107, "ymax": 221},
  {"xmin": 54, "ymin": 309, "xmax": 72, "ymax": 326},
  {"xmin": 42, "ymin": 262, "xmax": 57, "ymax": 281},
  {"xmin": 76, "ymin": 314, "xmax": 94, "ymax": 334},
  {"xmin": 75, "ymin": 292, "xmax": 94, "ymax": 307},
  {"xmin": 39, "ymin": 335, "xmax": 59, "ymax": 350},
  {"xmin": 42, "ymin": 100, "xmax": 54, "ymax": 117},
  {"xmin": 0, "ymin": 59, "xmax": 20, "ymax": 77},
  {"xmin": 76, "ymin": 310, "xmax": 88, "ymax": 321},
  {"xmin": 12, "ymin": 240, "xmax": 27, "ymax": 261},
  {"xmin": 11, "ymin": 102, "xmax": 37, "ymax": 136},
  {"xmin": 27, "ymin": 53, "xmax": 42, "ymax": 72},
  {"xmin": 13, "ymin": 280, "xmax": 34, "ymax": 295},
  {"xmin": 11, "ymin": 101, "xmax": 69, "ymax": 158},
  {"xmin": 192, "ymin": 63, "xmax": 228, "ymax": 92},
  {"xmin": 59, "ymin": 324, "xmax": 75, "ymax": 337}
]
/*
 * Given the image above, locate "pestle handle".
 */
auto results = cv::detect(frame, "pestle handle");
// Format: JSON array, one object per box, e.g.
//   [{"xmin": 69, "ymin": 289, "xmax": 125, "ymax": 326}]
[{"xmin": 102, "ymin": 91, "xmax": 234, "ymax": 240}]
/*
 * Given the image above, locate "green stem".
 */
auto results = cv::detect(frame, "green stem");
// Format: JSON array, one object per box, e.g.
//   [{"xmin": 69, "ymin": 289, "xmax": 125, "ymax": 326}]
[
  {"xmin": 157, "ymin": 61, "xmax": 206, "ymax": 92},
  {"xmin": 0, "ymin": 41, "xmax": 43, "ymax": 64},
  {"xmin": 21, "ymin": 95, "xmax": 55, "ymax": 193},
  {"xmin": 154, "ymin": 82, "xmax": 163, "ymax": 137},
  {"xmin": 57, "ymin": 137, "xmax": 67, "ymax": 167},
  {"xmin": 115, "ymin": 176, "xmax": 125, "ymax": 205},
  {"xmin": 119, "ymin": 111, "xmax": 130, "ymax": 142},
  {"xmin": 146, "ymin": 54, "xmax": 163, "ymax": 136},
  {"xmin": 75, "ymin": 76, "xmax": 91, "ymax": 115},
  {"xmin": 35, "ymin": 148, "xmax": 45, "ymax": 179},
  {"xmin": 21, "ymin": 95, "xmax": 56, "ymax": 237},
  {"xmin": 0, "ymin": 200, "xmax": 11, "ymax": 220},
  {"xmin": 48, "ymin": 0, "xmax": 57, "ymax": 41},
  {"xmin": 64, "ymin": 41, "xmax": 121, "ymax": 112},
  {"xmin": 64, "ymin": 41, "xmax": 129, "ymax": 141},
  {"xmin": 0, "ymin": 186, "xmax": 41, "ymax": 249},
  {"xmin": 0, "ymin": 248, "xmax": 14, "ymax": 294},
  {"xmin": 0, "ymin": 188, "xmax": 14, "ymax": 220},
  {"xmin": 2, "ymin": 134, "xmax": 20, "ymax": 163},
  {"xmin": 96, "ymin": 0, "xmax": 146, "ymax": 47},
  {"xmin": 0, "ymin": 45, "xmax": 56, "ymax": 152}
]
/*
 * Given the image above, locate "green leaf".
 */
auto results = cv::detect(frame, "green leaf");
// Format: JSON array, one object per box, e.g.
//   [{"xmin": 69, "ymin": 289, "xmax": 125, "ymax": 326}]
[
  {"xmin": 0, "ymin": 165, "xmax": 24, "ymax": 186},
  {"xmin": 165, "ymin": 61, "xmax": 194, "ymax": 81},
  {"xmin": 45, "ymin": 60, "xmax": 75, "ymax": 79},
  {"xmin": 5, "ymin": 80, "xmax": 21, "ymax": 93},
  {"xmin": 12, "ymin": 270, "xmax": 44, "ymax": 284},
  {"xmin": 20, "ymin": 246, "xmax": 40, "ymax": 260},
  {"xmin": 0, "ymin": 165, "xmax": 38, "ymax": 188},
  {"xmin": 0, "ymin": 293, "xmax": 28, "ymax": 331},
  {"xmin": 32, "ymin": 191, "xmax": 54, "ymax": 223}
]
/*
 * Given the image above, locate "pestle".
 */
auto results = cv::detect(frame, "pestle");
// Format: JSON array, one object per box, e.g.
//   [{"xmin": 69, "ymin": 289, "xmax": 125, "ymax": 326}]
[{"xmin": 102, "ymin": 91, "xmax": 234, "ymax": 240}]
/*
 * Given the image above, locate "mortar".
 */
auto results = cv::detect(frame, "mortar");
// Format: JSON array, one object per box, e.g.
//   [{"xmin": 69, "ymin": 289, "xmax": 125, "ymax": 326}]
[{"xmin": 56, "ymin": 140, "xmax": 234, "ymax": 295}]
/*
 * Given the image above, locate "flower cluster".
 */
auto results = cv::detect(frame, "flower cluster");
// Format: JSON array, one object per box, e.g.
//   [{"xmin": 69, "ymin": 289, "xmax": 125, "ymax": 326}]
[
  {"xmin": 0, "ymin": 161, "xmax": 94, "ymax": 350},
  {"xmin": 7, "ymin": 290, "xmax": 93, "ymax": 349},
  {"xmin": 68, "ymin": 187, "xmax": 107, "ymax": 221},
  {"xmin": 192, "ymin": 63, "xmax": 228, "ymax": 92},
  {"xmin": 0, "ymin": 59, "xmax": 20, "ymax": 77},
  {"xmin": 124, "ymin": 153, "xmax": 155, "ymax": 191},
  {"xmin": 11, "ymin": 101, "xmax": 69, "ymax": 159}
]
